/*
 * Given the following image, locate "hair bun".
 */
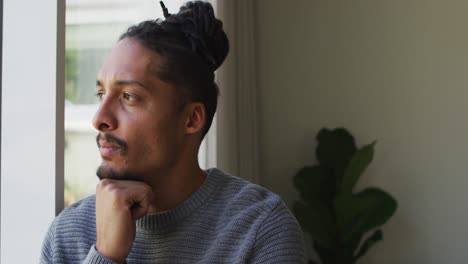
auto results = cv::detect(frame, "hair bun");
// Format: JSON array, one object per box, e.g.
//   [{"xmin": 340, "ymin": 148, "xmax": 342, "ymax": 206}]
[{"xmin": 168, "ymin": 1, "xmax": 229, "ymax": 71}]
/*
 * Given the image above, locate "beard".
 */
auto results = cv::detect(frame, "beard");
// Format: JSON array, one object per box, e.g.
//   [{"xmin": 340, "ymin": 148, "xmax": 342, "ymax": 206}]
[
  {"xmin": 96, "ymin": 132, "xmax": 143, "ymax": 181},
  {"xmin": 96, "ymin": 165, "xmax": 144, "ymax": 182}
]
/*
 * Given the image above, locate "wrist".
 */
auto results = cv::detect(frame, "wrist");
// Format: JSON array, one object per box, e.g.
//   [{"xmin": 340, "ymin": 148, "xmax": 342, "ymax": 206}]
[{"xmin": 96, "ymin": 244, "xmax": 127, "ymax": 264}]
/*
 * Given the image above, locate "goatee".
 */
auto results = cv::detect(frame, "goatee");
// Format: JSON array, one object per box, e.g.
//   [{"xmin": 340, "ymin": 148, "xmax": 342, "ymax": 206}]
[{"xmin": 96, "ymin": 166, "xmax": 144, "ymax": 182}]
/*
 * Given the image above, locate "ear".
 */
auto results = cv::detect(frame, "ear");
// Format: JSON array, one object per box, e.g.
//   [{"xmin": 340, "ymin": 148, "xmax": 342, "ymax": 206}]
[{"xmin": 184, "ymin": 102, "xmax": 206, "ymax": 135}]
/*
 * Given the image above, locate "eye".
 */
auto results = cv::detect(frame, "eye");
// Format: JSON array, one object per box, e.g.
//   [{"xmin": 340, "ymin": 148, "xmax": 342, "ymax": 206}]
[
  {"xmin": 95, "ymin": 91, "xmax": 104, "ymax": 102},
  {"xmin": 122, "ymin": 92, "xmax": 137, "ymax": 102}
]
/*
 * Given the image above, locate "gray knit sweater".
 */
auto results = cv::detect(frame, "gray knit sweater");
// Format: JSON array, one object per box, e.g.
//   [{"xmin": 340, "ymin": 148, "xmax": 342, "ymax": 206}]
[{"xmin": 40, "ymin": 168, "xmax": 306, "ymax": 263}]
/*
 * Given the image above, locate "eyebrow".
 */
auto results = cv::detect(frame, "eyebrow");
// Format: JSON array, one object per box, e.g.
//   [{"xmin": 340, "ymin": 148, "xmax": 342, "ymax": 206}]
[{"xmin": 96, "ymin": 79, "xmax": 150, "ymax": 91}]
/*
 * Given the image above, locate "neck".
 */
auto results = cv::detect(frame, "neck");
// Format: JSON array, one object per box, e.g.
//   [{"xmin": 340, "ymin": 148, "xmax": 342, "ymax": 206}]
[{"xmin": 145, "ymin": 161, "xmax": 206, "ymax": 213}]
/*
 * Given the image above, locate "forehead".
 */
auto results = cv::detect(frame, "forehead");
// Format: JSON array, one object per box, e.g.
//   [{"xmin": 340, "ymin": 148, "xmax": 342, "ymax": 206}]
[{"xmin": 98, "ymin": 38, "xmax": 160, "ymax": 80}]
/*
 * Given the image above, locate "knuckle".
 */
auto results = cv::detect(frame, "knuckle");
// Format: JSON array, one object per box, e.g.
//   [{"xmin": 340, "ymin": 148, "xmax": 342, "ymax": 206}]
[
  {"xmin": 143, "ymin": 185, "xmax": 152, "ymax": 194},
  {"xmin": 98, "ymin": 179, "xmax": 111, "ymax": 188},
  {"xmin": 110, "ymin": 187, "xmax": 124, "ymax": 197},
  {"xmin": 97, "ymin": 180, "xmax": 120, "ymax": 196}
]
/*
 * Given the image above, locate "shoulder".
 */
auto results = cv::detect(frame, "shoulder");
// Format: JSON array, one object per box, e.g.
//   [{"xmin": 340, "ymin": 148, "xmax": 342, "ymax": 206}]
[
  {"xmin": 208, "ymin": 168, "xmax": 297, "ymax": 228},
  {"xmin": 53, "ymin": 195, "xmax": 96, "ymax": 235},
  {"xmin": 209, "ymin": 168, "xmax": 283, "ymax": 212},
  {"xmin": 41, "ymin": 195, "xmax": 97, "ymax": 261},
  {"xmin": 208, "ymin": 168, "xmax": 306, "ymax": 262},
  {"xmin": 57, "ymin": 194, "xmax": 96, "ymax": 222}
]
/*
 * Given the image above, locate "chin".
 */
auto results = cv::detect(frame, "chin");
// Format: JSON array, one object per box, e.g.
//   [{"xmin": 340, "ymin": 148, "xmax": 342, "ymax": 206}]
[{"xmin": 96, "ymin": 165, "xmax": 143, "ymax": 182}]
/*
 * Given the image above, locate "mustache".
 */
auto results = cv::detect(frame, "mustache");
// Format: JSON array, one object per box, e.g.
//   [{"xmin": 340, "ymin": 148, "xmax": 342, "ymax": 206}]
[{"xmin": 96, "ymin": 133, "xmax": 128, "ymax": 154}]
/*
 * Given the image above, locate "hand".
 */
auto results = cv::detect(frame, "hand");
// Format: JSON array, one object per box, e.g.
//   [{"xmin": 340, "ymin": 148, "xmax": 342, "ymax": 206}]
[{"xmin": 95, "ymin": 179, "xmax": 154, "ymax": 263}]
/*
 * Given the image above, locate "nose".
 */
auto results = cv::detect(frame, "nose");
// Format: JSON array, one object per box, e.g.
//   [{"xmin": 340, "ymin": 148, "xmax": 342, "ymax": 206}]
[{"xmin": 92, "ymin": 97, "xmax": 118, "ymax": 132}]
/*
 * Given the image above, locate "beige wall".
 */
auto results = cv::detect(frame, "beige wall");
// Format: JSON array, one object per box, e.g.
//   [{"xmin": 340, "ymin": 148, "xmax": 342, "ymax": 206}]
[{"xmin": 255, "ymin": 0, "xmax": 468, "ymax": 263}]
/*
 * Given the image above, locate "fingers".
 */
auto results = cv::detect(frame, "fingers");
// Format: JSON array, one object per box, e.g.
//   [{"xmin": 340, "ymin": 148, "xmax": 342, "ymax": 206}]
[{"xmin": 97, "ymin": 179, "xmax": 153, "ymax": 215}]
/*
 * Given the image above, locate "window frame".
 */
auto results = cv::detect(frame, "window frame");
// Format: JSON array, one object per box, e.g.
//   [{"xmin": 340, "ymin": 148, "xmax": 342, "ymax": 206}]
[{"xmin": 1, "ymin": 0, "xmax": 65, "ymax": 262}]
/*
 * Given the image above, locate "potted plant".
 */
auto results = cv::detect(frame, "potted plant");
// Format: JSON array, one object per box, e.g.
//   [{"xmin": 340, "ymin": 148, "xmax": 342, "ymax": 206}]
[{"xmin": 293, "ymin": 128, "xmax": 397, "ymax": 264}]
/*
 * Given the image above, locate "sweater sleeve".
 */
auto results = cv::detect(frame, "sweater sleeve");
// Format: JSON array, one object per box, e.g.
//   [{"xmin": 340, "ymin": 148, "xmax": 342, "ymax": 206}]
[
  {"xmin": 39, "ymin": 219, "xmax": 117, "ymax": 264},
  {"xmin": 40, "ymin": 220, "xmax": 56, "ymax": 264},
  {"xmin": 249, "ymin": 201, "xmax": 307, "ymax": 264},
  {"xmin": 82, "ymin": 245, "xmax": 120, "ymax": 264}
]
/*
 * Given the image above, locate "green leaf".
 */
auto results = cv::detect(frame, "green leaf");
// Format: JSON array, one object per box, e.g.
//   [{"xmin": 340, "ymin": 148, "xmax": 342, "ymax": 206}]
[
  {"xmin": 293, "ymin": 166, "xmax": 335, "ymax": 203},
  {"xmin": 333, "ymin": 188, "xmax": 397, "ymax": 245},
  {"xmin": 341, "ymin": 141, "xmax": 376, "ymax": 193},
  {"xmin": 314, "ymin": 244, "xmax": 355, "ymax": 264},
  {"xmin": 316, "ymin": 128, "xmax": 357, "ymax": 178},
  {"xmin": 293, "ymin": 201, "xmax": 335, "ymax": 249},
  {"xmin": 354, "ymin": 229, "xmax": 383, "ymax": 261}
]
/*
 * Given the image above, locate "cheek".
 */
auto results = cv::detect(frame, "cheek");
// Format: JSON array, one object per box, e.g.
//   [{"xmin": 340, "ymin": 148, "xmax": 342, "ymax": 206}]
[
  {"xmin": 152, "ymin": 120, "xmax": 183, "ymax": 158},
  {"xmin": 125, "ymin": 109, "xmax": 184, "ymax": 166},
  {"xmin": 129, "ymin": 122, "xmax": 172, "ymax": 162},
  {"xmin": 132, "ymin": 128, "xmax": 157, "ymax": 155}
]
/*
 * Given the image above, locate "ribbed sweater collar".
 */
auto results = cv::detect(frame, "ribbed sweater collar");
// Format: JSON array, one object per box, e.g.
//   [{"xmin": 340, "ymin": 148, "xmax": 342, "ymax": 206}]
[{"xmin": 136, "ymin": 168, "xmax": 222, "ymax": 230}]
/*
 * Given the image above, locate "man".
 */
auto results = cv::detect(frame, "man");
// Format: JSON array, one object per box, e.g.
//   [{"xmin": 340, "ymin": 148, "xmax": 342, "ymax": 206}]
[{"xmin": 41, "ymin": 1, "xmax": 306, "ymax": 263}]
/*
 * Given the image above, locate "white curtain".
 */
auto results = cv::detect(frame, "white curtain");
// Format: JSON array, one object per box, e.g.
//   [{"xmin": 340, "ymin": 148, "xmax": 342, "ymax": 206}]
[{"xmin": 208, "ymin": 0, "xmax": 261, "ymax": 183}]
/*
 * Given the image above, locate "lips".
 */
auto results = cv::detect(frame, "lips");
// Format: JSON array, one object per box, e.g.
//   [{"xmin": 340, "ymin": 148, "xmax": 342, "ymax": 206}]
[
  {"xmin": 98, "ymin": 141, "xmax": 121, "ymax": 157},
  {"xmin": 96, "ymin": 133, "xmax": 128, "ymax": 158}
]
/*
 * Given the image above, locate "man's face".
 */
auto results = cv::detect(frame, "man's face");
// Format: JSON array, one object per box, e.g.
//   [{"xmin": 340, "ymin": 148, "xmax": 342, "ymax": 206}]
[{"xmin": 93, "ymin": 37, "xmax": 186, "ymax": 181}]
